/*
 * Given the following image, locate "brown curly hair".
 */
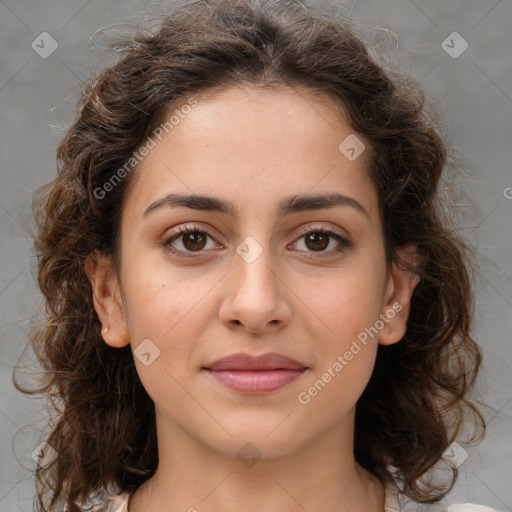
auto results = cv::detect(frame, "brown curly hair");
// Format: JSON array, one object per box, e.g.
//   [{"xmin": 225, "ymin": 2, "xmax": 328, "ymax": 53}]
[{"xmin": 14, "ymin": 0, "xmax": 486, "ymax": 510}]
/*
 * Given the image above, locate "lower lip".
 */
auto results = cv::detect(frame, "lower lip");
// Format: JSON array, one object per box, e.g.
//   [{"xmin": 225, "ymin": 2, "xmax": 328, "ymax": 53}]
[{"xmin": 204, "ymin": 369, "xmax": 306, "ymax": 393}]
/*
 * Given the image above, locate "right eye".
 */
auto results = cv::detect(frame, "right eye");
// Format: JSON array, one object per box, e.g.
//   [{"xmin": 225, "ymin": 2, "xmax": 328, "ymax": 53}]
[{"xmin": 161, "ymin": 224, "xmax": 221, "ymax": 257}]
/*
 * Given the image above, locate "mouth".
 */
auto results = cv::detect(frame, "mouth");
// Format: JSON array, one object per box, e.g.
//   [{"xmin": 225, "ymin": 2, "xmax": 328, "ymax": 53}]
[
  {"xmin": 202, "ymin": 368, "xmax": 307, "ymax": 393},
  {"xmin": 202, "ymin": 352, "xmax": 308, "ymax": 393}
]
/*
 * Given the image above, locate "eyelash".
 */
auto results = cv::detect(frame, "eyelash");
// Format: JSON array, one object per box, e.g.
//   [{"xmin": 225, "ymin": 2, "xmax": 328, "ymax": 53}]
[{"xmin": 161, "ymin": 223, "xmax": 352, "ymax": 259}]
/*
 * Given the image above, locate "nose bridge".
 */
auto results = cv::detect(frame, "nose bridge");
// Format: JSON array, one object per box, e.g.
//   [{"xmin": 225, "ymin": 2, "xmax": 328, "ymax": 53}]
[
  {"xmin": 219, "ymin": 231, "xmax": 291, "ymax": 332},
  {"xmin": 233, "ymin": 233, "xmax": 278, "ymax": 300}
]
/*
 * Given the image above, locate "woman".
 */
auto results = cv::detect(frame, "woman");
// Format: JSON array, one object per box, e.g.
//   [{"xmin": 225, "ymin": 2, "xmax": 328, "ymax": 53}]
[{"xmin": 16, "ymin": 0, "xmax": 494, "ymax": 511}]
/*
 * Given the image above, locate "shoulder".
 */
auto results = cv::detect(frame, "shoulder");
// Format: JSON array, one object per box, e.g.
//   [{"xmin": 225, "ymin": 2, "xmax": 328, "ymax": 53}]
[
  {"xmin": 442, "ymin": 505, "xmax": 503, "ymax": 512},
  {"xmin": 384, "ymin": 478, "xmax": 501, "ymax": 512},
  {"xmin": 88, "ymin": 492, "xmax": 131, "ymax": 512}
]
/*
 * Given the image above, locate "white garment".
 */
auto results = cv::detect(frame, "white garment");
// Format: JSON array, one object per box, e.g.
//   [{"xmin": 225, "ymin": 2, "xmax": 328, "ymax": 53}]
[{"xmin": 443, "ymin": 505, "xmax": 502, "ymax": 512}]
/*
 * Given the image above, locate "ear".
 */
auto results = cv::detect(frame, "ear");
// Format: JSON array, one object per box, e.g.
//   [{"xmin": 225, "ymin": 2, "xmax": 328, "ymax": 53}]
[
  {"xmin": 379, "ymin": 244, "xmax": 421, "ymax": 346},
  {"xmin": 84, "ymin": 251, "xmax": 130, "ymax": 348}
]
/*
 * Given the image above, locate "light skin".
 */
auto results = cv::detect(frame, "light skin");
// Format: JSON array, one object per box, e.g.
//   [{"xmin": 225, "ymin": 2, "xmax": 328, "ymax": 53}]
[{"xmin": 85, "ymin": 85, "xmax": 419, "ymax": 512}]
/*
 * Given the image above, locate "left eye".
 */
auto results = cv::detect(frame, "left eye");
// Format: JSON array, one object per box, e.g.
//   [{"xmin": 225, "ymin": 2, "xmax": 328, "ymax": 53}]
[
  {"xmin": 162, "ymin": 225, "xmax": 351, "ymax": 258},
  {"xmin": 291, "ymin": 229, "xmax": 351, "ymax": 256}
]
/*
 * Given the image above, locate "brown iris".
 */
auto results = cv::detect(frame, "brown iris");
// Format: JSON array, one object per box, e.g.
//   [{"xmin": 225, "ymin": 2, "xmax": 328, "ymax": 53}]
[
  {"xmin": 182, "ymin": 232, "xmax": 208, "ymax": 251},
  {"xmin": 304, "ymin": 232, "xmax": 329, "ymax": 251}
]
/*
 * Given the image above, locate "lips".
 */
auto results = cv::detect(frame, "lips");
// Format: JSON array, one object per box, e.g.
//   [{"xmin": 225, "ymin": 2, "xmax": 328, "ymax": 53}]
[
  {"xmin": 202, "ymin": 352, "xmax": 308, "ymax": 393},
  {"xmin": 203, "ymin": 352, "xmax": 307, "ymax": 371}
]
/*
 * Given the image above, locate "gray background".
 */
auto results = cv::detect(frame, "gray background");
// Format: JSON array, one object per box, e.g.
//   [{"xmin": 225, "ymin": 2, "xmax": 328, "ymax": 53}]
[{"xmin": 0, "ymin": 0, "xmax": 511, "ymax": 511}]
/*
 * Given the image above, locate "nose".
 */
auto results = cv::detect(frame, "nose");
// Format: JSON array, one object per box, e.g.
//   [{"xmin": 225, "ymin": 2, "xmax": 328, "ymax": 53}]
[{"xmin": 218, "ymin": 240, "xmax": 292, "ymax": 335}]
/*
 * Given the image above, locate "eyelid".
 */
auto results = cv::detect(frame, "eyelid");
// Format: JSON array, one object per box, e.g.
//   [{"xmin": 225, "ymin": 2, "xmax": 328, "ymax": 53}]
[
  {"xmin": 294, "ymin": 223, "xmax": 349, "ymax": 241},
  {"xmin": 288, "ymin": 224, "xmax": 352, "ymax": 258},
  {"xmin": 160, "ymin": 223, "xmax": 221, "ymax": 256},
  {"xmin": 161, "ymin": 222, "xmax": 352, "ymax": 258}
]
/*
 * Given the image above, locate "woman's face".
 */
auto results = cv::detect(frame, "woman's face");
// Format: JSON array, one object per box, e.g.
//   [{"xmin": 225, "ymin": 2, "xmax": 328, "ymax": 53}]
[{"xmin": 89, "ymin": 86, "xmax": 417, "ymax": 460}]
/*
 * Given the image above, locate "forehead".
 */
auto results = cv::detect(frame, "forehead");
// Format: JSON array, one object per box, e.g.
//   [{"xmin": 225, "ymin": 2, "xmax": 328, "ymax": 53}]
[
  {"xmin": 151, "ymin": 85, "xmax": 364, "ymax": 163},
  {"xmin": 123, "ymin": 86, "xmax": 379, "ymax": 224}
]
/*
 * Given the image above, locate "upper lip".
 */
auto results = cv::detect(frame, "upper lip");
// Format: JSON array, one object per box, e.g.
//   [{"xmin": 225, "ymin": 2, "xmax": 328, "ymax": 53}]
[{"xmin": 203, "ymin": 352, "xmax": 307, "ymax": 371}]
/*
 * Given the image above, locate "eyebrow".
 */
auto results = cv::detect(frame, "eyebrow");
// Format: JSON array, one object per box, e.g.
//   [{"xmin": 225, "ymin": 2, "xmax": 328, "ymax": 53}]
[{"xmin": 143, "ymin": 192, "xmax": 370, "ymax": 220}]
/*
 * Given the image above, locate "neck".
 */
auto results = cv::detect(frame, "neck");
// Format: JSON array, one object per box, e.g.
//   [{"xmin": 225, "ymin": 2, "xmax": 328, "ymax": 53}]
[{"xmin": 128, "ymin": 408, "xmax": 385, "ymax": 512}]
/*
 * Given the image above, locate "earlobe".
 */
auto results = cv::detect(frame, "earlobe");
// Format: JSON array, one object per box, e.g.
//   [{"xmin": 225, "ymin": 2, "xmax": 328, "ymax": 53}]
[
  {"xmin": 84, "ymin": 251, "xmax": 130, "ymax": 348},
  {"xmin": 378, "ymin": 244, "xmax": 421, "ymax": 346}
]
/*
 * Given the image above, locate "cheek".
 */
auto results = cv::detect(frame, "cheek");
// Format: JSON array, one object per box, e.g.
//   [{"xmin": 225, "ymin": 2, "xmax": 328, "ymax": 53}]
[
  {"xmin": 292, "ymin": 255, "xmax": 385, "ymax": 408},
  {"xmin": 296, "ymin": 275, "xmax": 381, "ymax": 417},
  {"xmin": 296, "ymin": 261, "xmax": 385, "ymax": 348},
  {"xmin": 120, "ymin": 260, "xmax": 219, "ymax": 368},
  {"xmin": 121, "ymin": 273, "xmax": 215, "ymax": 405},
  {"xmin": 121, "ymin": 248, "xmax": 203, "ymax": 332},
  {"xmin": 125, "ymin": 283, "xmax": 208, "ymax": 352}
]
